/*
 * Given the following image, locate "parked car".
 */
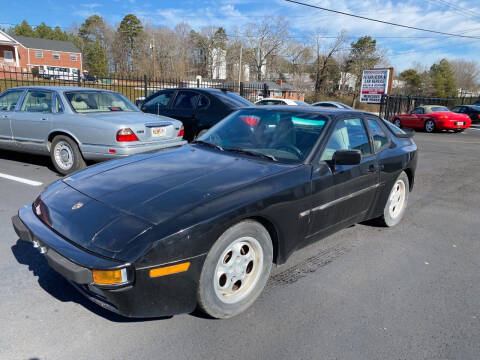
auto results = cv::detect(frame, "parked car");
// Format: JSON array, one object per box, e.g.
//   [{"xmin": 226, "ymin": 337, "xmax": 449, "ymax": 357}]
[
  {"xmin": 141, "ymin": 88, "xmax": 253, "ymax": 141},
  {"xmin": 391, "ymin": 105, "xmax": 471, "ymax": 133},
  {"xmin": 312, "ymin": 101, "xmax": 353, "ymax": 109},
  {"xmin": 13, "ymin": 106, "xmax": 417, "ymax": 319},
  {"xmin": 255, "ymin": 98, "xmax": 309, "ymax": 106},
  {"xmin": 0, "ymin": 86, "xmax": 186, "ymax": 174},
  {"xmin": 451, "ymin": 104, "xmax": 480, "ymax": 124}
]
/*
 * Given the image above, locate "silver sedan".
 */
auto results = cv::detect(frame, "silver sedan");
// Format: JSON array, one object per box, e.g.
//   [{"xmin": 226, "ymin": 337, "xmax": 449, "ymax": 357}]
[{"xmin": 0, "ymin": 86, "xmax": 186, "ymax": 174}]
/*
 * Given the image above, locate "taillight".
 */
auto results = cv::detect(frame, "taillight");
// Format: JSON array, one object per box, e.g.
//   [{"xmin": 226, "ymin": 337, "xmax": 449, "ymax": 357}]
[
  {"xmin": 116, "ymin": 128, "xmax": 138, "ymax": 142},
  {"xmin": 477, "ymin": 114, "xmax": 480, "ymax": 119},
  {"xmin": 177, "ymin": 125, "xmax": 184, "ymax": 138}
]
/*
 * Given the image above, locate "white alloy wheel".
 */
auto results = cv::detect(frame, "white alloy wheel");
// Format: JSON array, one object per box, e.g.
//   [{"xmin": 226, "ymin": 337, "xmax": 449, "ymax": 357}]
[
  {"xmin": 388, "ymin": 179, "xmax": 406, "ymax": 220},
  {"xmin": 53, "ymin": 140, "xmax": 75, "ymax": 171},
  {"xmin": 213, "ymin": 236, "xmax": 264, "ymax": 304}
]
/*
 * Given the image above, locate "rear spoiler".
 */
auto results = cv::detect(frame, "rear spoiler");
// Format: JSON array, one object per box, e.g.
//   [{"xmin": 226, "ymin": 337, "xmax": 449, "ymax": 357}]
[{"xmin": 396, "ymin": 128, "xmax": 415, "ymax": 138}]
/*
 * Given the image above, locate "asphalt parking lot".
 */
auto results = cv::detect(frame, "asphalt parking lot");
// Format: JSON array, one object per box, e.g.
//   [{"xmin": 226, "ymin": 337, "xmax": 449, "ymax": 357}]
[{"xmin": 1, "ymin": 128, "xmax": 479, "ymax": 360}]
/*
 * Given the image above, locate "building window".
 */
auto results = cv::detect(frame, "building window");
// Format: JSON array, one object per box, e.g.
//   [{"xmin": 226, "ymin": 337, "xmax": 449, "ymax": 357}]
[
  {"xmin": 70, "ymin": 55, "xmax": 77, "ymax": 61},
  {"xmin": 3, "ymin": 50, "xmax": 13, "ymax": 62},
  {"xmin": 35, "ymin": 51, "xmax": 43, "ymax": 58},
  {"xmin": 53, "ymin": 53, "xmax": 60, "ymax": 60}
]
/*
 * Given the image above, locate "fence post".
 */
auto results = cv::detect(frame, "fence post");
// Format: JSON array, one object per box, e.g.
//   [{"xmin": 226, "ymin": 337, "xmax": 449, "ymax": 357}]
[
  {"xmin": 197, "ymin": 78, "xmax": 200, "ymax": 88},
  {"xmin": 263, "ymin": 83, "xmax": 269, "ymax": 98},
  {"xmin": 77, "ymin": 72, "xmax": 81, "ymax": 87},
  {"xmin": 143, "ymin": 74, "xmax": 148, "ymax": 100},
  {"xmin": 240, "ymin": 82, "xmax": 244, "ymax": 97}
]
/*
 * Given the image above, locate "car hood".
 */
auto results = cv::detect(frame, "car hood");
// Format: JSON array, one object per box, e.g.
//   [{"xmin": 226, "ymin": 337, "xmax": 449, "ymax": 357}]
[
  {"xmin": 81, "ymin": 111, "xmax": 176, "ymax": 125},
  {"xmin": 39, "ymin": 145, "xmax": 294, "ymax": 258}
]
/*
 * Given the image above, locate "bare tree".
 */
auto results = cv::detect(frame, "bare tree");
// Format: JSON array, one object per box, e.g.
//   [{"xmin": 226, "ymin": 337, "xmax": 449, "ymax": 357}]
[
  {"xmin": 450, "ymin": 59, "xmax": 480, "ymax": 96},
  {"xmin": 244, "ymin": 16, "xmax": 289, "ymax": 81},
  {"xmin": 311, "ymin": 30, "xmax": 346, "ymax": 93}
]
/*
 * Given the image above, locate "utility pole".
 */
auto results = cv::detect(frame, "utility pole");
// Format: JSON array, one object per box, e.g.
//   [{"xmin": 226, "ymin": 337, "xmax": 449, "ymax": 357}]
[
  {"xmin": 238, "ymin": 44, "xmax": 243, "ymax": 88},
  {"xmin": 151, "ymin": 35, "xmax": 155, "ymax": 78}
]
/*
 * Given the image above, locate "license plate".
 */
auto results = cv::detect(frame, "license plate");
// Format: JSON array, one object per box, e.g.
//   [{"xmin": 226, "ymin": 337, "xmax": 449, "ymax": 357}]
[
  {"xmin": 152, "ymin": 127, "xmax": 167, "ymax": 137},
  {"xmin": 455, "ymin": 122, "xmax": 464, "ymax": 126}
]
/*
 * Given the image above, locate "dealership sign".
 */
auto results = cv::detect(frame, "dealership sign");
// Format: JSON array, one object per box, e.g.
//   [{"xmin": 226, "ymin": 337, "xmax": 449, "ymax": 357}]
[{"xmin": 360, "ymin": 69, "xmax": 392, "ymax": 103}]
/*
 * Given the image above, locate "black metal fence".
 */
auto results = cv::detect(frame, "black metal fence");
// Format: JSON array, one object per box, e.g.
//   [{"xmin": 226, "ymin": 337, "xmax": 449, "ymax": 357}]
[
  {"xmin": 0, "ymin": 70, "xmax": 269, "ymax": 104},
  {"xmin": 380, "ymin": 94, "xmax": 480, "ymax": 120}
]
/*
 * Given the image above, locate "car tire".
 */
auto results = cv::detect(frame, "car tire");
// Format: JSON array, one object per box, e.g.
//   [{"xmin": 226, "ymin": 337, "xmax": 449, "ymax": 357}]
[
  {"xmin": 197, "ymin": 220, "xmax": 273, "ymax": 319},
  {"xmin": 50, "ymin": 135, "xmax": 86, "ymax": 175},
  {"xmin": 424, "ymin": 119, "xmax": 436, "ymax": 133},
  {"xmin": 393, "ymin": 118, "xmax": 402, "ymax": 128},
  {"xmin": 378, "ymin": 171, "xmax": 409, "ymax": 227}
]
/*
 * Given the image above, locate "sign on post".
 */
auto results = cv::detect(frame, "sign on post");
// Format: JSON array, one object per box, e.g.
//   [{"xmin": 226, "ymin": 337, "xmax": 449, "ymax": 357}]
[{"xmin": 360, "ymin": 69, "xmax": 393, "ymax": 103}]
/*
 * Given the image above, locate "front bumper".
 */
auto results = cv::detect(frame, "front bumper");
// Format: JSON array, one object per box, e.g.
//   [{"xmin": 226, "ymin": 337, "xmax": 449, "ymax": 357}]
[
  {"xmin": 12, "ymin": 205, "xmax": 205, "ymax": 318},
  {"xmin": 81, "ymin": 140, "xmax": 187, "ymax": 161}
]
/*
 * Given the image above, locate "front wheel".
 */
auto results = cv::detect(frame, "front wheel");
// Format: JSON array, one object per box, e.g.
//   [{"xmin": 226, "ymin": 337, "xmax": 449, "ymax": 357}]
[
  {"xmin": 378, "ymin": 171, "xmax": 409, "ymax": 227},
  {"xmin": 50, "ymin": 135, "xmax": 86, "ymax": 175},
  {"xmin": 197, "ymin": 221, "xmax": 273, "ymax": 319},
  {"xmin": 425, "ymin": 119, "xmax": 436, "ymax": 133}
]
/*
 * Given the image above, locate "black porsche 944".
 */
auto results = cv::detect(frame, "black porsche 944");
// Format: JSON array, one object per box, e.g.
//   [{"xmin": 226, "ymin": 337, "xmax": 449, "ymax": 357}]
[{"xmin": 13, "ymin": 106, "xmax": 417, "ymax": 319}]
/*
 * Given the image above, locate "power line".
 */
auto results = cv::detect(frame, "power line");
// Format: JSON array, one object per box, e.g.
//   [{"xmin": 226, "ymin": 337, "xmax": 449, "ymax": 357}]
[{"xmin": 284, "ymin": 0, "xmax": 480, "ymax": 40}]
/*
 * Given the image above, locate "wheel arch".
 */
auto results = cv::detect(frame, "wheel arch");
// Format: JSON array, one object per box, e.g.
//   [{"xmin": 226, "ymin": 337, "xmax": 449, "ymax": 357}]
[
  {"xmin": 47, "ymin": 130, "xmax": 82, "ymax": 152},
  {"xmin": 244, "ymin": 215, "xmax": 281, "ymax": 265},
  {"xmin": 403, "ymin": 167, "xmax": 415, "ymax": 192}
]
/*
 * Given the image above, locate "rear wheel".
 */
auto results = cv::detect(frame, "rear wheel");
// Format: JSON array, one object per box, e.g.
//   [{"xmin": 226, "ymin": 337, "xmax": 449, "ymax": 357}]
[
  {"xmin": 393, "ymin": 118, "xmax": 402, "ymax": 128},
  {"xmin": 197, "ymin": 220, "xmax": 273, "ymax": 319},
  {"xmin": 424, "ymin": 119, "xmax": 436, "ymax": 133},
  {"xmin": 378, "ymin": 171, "xmax": 409, "ymax": 227},
  {"xmin": 50, "ymin": 135, "xmax": 86, "ymax": 175}
]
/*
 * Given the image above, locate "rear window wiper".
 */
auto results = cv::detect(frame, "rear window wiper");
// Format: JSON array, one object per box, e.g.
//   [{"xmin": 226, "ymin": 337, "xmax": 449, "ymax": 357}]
[
  {"xmin": 192, "ymin": 140, "xmax": 224, "ymax": 151},
  {"xmin": 225, "ymin": 148, "xmax": 277, "ymax": 162}
]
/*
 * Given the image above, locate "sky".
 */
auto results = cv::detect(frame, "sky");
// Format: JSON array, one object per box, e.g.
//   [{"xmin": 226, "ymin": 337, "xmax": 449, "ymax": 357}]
[{"xmin": 1, "ymin": 0, "xmax": 480, "ymax": 72}]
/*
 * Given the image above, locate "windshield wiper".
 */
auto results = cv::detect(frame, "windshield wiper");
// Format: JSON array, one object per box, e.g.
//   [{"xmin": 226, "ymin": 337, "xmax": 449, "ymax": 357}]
[
  {"xmin": 192, "ymin": 140, "xmax": 224, "ymax": 151},
  {"xmin": 225, "ymin": 148, "xmax": 277, "ymax": 162}
]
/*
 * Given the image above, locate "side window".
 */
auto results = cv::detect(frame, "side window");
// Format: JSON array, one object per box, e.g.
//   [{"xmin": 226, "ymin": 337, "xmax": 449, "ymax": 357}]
[
  {"xmin": 20, "ymin": 91, "xmax": 52, "ymax": 113},
  {"xmin": 412, "ymin": 107, "xmax": 424, "ymax": 114},
  {"xmin": 320, "ymin": 118, "xmax": 371, "ymax": 161},
  {"xmin": 0, "ymin": 90, "xmax": 23, "ymax": 111},
  {"xmin": 197, "ymin": 95, "xmax": 210, "ymax": 110},
  {"xmin": 173, "ymin": 91, "xmax": 199, "ymax": 110},
  {"xmin": 366, "ymin": 118, "xmax": 389, "ymax": 152},
  {"xmin": 451, "ymin": 106, "xmax": 460, "ymax": 112},
  {"xmin": 54, "ymin": 95, "xmax": 64, "ymax": 113},
  {"xmin": 144, "ymin": 90, "xmax": 174, "ymax": 108}
]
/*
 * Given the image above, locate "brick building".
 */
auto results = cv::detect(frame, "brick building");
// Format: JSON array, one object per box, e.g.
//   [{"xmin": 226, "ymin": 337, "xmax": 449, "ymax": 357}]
[{"xmin": 0, "ymin": 29, "xmax": 82, "ymax": 76}]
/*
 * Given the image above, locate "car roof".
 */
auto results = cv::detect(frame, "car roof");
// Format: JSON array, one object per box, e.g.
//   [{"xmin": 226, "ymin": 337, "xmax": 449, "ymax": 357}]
[
  {"xmin": 237, "ymin": 105, "xmax": 368, "ymax": 117},
  {"xmin": 5, "ymin": 86, "xmax": 117, "ymax": 93}
]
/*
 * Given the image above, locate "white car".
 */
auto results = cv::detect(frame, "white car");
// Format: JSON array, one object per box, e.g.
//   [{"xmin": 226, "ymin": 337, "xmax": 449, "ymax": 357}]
[{"xmin": 255, "ymin": 98, "xmax": 309, "ymax": 106}]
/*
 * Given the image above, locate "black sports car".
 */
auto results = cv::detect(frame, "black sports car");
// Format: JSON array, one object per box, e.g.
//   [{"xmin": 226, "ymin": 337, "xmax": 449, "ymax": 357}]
[
  {"xmin": 451, "ymin": 104, "xmax": 480, "ymax": 124},
  {"xmin": 13, "ymin": 107, "xmax": 417, "ymax": 319},
  {"xmin": 140, "ymin": 88, "xmax": 253, "ymax": 141}
]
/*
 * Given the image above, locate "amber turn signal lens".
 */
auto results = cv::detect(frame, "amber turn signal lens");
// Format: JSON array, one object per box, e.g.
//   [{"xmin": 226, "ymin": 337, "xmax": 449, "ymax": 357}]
[
  {"xmin": 149, "ymin": 262, "xmax": 190, "ymax": 278},
  {"xmin": 92, "ymin": 269, "xmax": 125, "ymax": 285}
]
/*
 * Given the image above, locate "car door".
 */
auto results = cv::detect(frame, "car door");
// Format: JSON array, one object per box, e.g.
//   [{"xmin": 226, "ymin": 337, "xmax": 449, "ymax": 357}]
[
  {"xmin": 168, "ymin": 90, "xmax": 200, "ymax": 140},
  {"xmin": 140, "ymin": 90, "xmax": 175, "ymax": 115},
  {"xmin": 307, "ymin": 117, "xmax": 378, "ymax": 237},
  {"xmin": 11, "ymin": 89, "xmax": 53, "ymax": 153},
  {"xmin": 406, "ymin": 107, "xmax": 424, "ymax": 128},
  {"xmin": 0, "ymin": 89, "xmax": 24, "ymax": 150}
]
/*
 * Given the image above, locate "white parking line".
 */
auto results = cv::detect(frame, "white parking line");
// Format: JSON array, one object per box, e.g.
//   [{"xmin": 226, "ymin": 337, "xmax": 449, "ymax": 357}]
[{"xmin": 0, "ymin": 172, "xmax": 43, "ymax": 187}]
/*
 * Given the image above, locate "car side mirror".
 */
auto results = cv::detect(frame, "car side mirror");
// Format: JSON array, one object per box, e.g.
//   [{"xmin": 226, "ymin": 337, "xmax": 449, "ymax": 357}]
[{"xmin": 333, "ymin": 149, "xmax": 361, "ymax": 166}]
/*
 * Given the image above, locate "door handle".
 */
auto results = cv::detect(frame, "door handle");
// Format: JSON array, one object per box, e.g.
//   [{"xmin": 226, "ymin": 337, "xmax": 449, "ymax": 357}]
[{"xmin": 41, "ymin": 117, "xmax": 47, "ymax": 121}]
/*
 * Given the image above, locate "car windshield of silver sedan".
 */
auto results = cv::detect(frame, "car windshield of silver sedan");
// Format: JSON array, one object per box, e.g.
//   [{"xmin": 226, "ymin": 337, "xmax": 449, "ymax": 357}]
[
  {"xmin": 65, "ymin": 91, "xmax": 139, "ymax": 113},
  {"xmin": 196, "ymin": 109, "xmax": 329, "ymax": 163}
]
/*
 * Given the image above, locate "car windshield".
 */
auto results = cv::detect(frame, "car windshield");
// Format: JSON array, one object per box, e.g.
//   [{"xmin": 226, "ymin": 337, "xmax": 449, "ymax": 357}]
[
  {"xmin": 65, "ymin": 91, "xmax": 138, "ymax": 113},
  {"xmin": 216, "ymin": 91, "xmax": 253, "ymax": 107},
  {"xmin": 431, "ymin": 106, "xmax": 450, "ymax": 112},
  {"xmin": 196, "ymin": 109, "xmax": 329, "ymax": 163}
]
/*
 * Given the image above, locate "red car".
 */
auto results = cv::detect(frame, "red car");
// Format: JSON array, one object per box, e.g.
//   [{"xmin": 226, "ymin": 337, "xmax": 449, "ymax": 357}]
[{"xmin": 392, "ymin": 105, "xmax": 471, "ymax": 133}]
